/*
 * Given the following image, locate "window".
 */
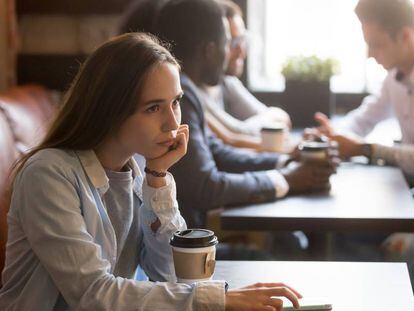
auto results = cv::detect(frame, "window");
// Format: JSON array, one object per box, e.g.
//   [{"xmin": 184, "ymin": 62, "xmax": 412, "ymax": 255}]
[{"xmin": 247, "ymin": 0, "xmax": 387, "ymax": 94}]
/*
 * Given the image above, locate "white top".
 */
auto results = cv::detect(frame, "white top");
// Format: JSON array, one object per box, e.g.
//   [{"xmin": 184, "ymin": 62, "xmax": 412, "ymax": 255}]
[
  {"xmin": 341, "ymin": 68, "xmax": 414, "ymax": 143},
  {"xmin": 198, "ymin": 76, "xmax": 272, "ymax": 136}
]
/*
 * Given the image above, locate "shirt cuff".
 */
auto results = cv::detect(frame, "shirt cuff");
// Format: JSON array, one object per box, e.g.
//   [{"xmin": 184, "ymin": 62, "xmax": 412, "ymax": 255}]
[
  {"xmin": 194, "ymin": 281, "xmax": 226, "ymax": 311},
  {"xmin": 371, "ymin": 143, "xmax": 396, "ymax": 165},
  {"xmin": 266, "ymin": 170, "xmax": 290, "ymax": 198},
  {"xmin": 275, "ymin": 154, "xmax": 291, "ymax": 169},
  {"xmin": 142, "ymin": 172, "xmax": 179, "ymax": 224}
]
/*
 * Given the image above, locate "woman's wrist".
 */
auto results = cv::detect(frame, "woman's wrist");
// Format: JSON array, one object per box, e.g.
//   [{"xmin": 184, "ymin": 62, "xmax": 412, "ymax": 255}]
[
  {"xmin": 145, "ymin": 170, "xmax": 168, "ymax": 188},
  {"xmin": 144, "ymin": 166, "xmax": 167, "ymax": 177}
]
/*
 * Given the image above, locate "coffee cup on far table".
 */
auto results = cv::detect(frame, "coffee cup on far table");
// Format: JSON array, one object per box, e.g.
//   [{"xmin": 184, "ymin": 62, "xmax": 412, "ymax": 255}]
[
  {"xmin": 299, "ymin": 141, "xmax": 330, "ymax": 161},
  {"xmin": 260, "ymin": 123, "xmax": 287, "ymax": 152},
  {"xmin": 170, "ymin": 229, "xmax": 218, "ymax": 284}
]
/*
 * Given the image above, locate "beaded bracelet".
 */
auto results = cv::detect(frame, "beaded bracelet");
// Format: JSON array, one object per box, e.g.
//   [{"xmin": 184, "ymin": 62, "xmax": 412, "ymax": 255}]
[{"xmin": 144, "ymin": 167, "xmax": 167, "ymax": 178}]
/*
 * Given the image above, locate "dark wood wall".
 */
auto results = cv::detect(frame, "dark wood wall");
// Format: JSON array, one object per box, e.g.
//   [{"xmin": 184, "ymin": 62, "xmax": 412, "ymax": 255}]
[
  {"xmin": 17, "ymin": 0, "xmax": 132, "ymax": 91},
  {"xmin": 17, "ymin": 0, "xmax": 131, "ymax": 14}
]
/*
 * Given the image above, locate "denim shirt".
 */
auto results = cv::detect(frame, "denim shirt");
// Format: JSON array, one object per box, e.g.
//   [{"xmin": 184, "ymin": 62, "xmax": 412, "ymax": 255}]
[{"xmin": 0, "ymin": 149, "xmax": 225, "ymax": 310}]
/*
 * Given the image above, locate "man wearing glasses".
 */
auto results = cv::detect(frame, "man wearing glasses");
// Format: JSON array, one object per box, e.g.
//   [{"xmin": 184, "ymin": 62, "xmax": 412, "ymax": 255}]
[{"xmin": 195, "ymin": 0, "xmax": 291, "ymax": 150}]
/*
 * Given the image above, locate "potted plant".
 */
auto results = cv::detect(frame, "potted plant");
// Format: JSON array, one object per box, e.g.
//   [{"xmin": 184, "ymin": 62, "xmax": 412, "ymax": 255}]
[{"xmin": 281, "ymin": 55, "xmax": 339, "ymax": 127}]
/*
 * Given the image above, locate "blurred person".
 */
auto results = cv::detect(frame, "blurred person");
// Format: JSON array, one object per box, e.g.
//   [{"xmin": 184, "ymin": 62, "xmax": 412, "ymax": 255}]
[
  {"xmin": 309, "ymin": 0, "xmax": 414, "ymax": 278},
  {"xmin": 310, "ymin": 0, "xmax": 414, "ymax": 187}
]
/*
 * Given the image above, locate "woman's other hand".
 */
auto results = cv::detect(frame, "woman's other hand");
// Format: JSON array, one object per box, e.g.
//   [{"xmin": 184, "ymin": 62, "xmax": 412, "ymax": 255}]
[{"xmin": 225, "ymin": 282, "xmax": 302, "ymax": 311}]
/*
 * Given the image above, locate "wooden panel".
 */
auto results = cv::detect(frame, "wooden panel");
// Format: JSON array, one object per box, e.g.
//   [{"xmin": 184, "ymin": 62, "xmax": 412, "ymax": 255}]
[
  {"xmin": 17, "ymin": 0, "xmax": 132, "ymax": 14},
  {"xmin": 215, "ymin": 261, "xmax": 414, "ymax": 311},
  {"xmin": 17, "ymin": 54, "xmax": 86, "ymax": 91}
]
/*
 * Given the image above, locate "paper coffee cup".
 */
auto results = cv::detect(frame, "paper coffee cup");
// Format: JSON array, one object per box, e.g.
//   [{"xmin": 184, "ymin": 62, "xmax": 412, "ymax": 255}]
[
  {"xmin": 170, "ymin": 229, "xmax": 218, "ymax": 284},
  {"xmin": 261, "ymin": 123, "xmax": 286, "ymax": 152},
  {"xmin": 299, "ymin": 141, "xmax": 330, "ymax": 161}
]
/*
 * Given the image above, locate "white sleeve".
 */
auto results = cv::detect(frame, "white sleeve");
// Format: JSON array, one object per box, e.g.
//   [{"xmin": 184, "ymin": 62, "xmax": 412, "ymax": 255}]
[
  {"xmin": 372, "ymin": 143, "xmax": 414, "ymax": 177},
  {"xmin": 265, "ymin": 170, "xmax": 290, "ymax": 198},
  {"xmin": 339, "ymin": 73, "xmax": 394, "ymax": 137},
  {"xmin": 223, "ymin": 76, "xmax": 267, "ymax": 120}
]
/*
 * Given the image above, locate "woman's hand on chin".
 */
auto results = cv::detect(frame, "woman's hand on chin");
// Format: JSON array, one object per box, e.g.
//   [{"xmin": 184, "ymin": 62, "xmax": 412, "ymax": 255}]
[{"xmin": 145, "ymin": 124, "xmax": 189, "ymax": 188}]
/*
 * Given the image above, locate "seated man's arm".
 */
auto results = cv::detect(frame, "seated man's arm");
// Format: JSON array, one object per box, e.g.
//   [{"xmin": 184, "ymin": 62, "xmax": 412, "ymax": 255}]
[
  {"xmin": 170, "ymin": 96, "xmax": 277, "ymax": 214},
  {"xmin": 371, "ymin": 143, "xmax": 414, "ymax": 176}
]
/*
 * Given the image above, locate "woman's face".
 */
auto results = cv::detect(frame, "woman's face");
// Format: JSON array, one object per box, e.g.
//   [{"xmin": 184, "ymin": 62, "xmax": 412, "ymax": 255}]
[{"xmin": 115, "ymin": 62, "xmax": 183, "ymax": 160}]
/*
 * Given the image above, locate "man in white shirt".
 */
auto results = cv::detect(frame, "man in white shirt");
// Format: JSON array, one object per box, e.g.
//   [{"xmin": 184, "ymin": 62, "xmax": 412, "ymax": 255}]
[
  {"xmin": 312, "ymin": 0, "xmax": 414, "ymax": 269},
  {"xmin": 313, "ymin": 0, "xmax": 414, "ymax": 187}
]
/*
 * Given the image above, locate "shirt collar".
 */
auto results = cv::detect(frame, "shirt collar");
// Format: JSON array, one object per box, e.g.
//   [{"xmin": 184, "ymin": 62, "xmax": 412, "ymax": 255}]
[
  {"xmin": 180, "ymin": 72, "xmax": 198, "ymax": 90},
  {"xmin": 75, "ymin": 149, "xmax": 141, "ymax": 195}
]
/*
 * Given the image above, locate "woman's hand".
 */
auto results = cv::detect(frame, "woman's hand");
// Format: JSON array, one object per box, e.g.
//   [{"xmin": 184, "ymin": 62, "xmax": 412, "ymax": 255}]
[
  {"xmin": 145, "ymin": 124, "xmax": 189, "ymax": 188},
  {"xmin": 225, "ymin": 282, "xmax": 302, "ymax": 311},
  {"xmin": 146, "ymin": 124, "xmax": 189, "ymax": 172}
]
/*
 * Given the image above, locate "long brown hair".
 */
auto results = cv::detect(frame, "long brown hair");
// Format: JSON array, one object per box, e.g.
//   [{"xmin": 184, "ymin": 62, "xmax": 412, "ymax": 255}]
[{"xmin": 12, "ymin": 32, "xmax": 179, "ymax": 178}]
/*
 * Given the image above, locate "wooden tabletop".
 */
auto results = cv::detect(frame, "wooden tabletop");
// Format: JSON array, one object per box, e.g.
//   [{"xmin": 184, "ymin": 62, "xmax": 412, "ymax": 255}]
[
  {"xmin": 221, "ymin": 163, "xmax": 414, "ymax": 232},
  {"xmin": 215, "ymin": 261, "xmax": 414, "ymax": 311}
]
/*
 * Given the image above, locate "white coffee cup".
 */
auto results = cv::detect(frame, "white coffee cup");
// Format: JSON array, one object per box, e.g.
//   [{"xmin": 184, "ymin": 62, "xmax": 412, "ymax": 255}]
[
  {"xmin": 170, "ymin": 229, "xmax": 218, "ymax": 284},
  {"xmin": 261, "ymin": 123, "xmax": 286, "ymax": 152}
]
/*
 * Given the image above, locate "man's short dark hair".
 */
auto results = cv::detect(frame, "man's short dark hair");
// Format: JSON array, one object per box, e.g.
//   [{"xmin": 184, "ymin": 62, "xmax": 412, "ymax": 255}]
[
  {"xmin": 156, "ymin": 0, "xmax": 225, "ymax": 64},
  {"xmin": 220, "ymin": 0, "xmax": 242, "ymax": 19},
  {"xmin": 118, "ymin": 0, "xmax": 169, "ymax": 35},
  {"xmin": 355, "ymin": 0, "xmax": 414, "ymax": 35}
]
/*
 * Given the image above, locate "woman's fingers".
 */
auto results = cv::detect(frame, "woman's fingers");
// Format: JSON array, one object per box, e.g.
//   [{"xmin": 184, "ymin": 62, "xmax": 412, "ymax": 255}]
[
  {"xmin": 171, "ymin": 125, "xmax": 189, "ymax": 154},
  {"xmin": 263, "ymin": 297, "xmax": 283, "ymax": 311},
  {"xmin": 249, "ymin": 283, "xmax": 302, "ymax": 298},
  {"xmin": 226, "ymin": 284, "xmax": 302, "ymax": 311},
  {"xmin": 261, "ymin": 287, "xmax": 301, "ymax": 310}
]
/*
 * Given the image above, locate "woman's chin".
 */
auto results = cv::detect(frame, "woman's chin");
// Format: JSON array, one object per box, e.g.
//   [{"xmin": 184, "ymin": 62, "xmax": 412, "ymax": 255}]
[{"xmin": 143, "ymin": 149, "xmax": 169, "ymax": 161}]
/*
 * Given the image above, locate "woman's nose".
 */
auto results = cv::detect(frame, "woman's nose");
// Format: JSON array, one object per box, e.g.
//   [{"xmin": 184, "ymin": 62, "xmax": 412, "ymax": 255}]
[{"xmin": 163, "ymin": 107, "xmax": 180, "ymax": 132}]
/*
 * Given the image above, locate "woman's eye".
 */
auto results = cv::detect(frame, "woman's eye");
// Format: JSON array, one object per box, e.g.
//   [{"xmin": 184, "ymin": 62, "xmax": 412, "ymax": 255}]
[{"xmin": 146, "ymin": 105, "xmax": 159, "ymax": 113}]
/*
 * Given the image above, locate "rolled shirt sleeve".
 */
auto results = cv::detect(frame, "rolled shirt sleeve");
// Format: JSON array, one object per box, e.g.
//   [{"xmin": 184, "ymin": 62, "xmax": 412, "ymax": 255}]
[
  {"xmin": 265, "ymin": 170, "xmax": 290, "ymax": 198},
  {"xmin": 372, "ymin": 143, "xmax": 414, "ymax": 178},
  {"xmin": 339, "ymin": 73, "xmax": 394, "ymax": 137}
]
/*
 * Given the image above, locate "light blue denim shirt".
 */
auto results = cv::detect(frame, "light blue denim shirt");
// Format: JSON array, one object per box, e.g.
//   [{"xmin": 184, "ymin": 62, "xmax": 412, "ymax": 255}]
[{"xmin": 0, "ymin": 149, "xmax": 225, "ymax": 310}]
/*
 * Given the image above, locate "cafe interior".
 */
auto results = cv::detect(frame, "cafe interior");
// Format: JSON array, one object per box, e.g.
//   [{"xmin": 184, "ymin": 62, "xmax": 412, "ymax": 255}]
[{"xmin": 0, "ymin": 0, "xmax": 414, "ymax": 310}]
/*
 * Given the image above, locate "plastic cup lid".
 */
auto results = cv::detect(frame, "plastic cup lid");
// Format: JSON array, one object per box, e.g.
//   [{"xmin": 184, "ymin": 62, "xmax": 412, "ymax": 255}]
[
  {"xmin": 170, "ymin": 229, "xmax": 218, "ymax": 248},
  {"xmin": 299, "ymin": 141, "xmax": 330, "ymax": 151}
]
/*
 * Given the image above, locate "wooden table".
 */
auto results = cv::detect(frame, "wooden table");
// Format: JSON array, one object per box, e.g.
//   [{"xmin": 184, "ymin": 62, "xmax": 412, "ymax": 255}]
[
  {"xmin": 215, "ymin": 261, "xmax": 414, "ymax": 311},
  {"xmin": 221, "ymin": 163, "xmax": 414, "ymax": 233}
]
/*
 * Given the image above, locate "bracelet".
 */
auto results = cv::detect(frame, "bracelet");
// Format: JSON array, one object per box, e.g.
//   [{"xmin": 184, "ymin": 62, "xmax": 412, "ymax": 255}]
[{"xmin": 144, "ymin": 167, "xmax": 167, "ymax": 177}]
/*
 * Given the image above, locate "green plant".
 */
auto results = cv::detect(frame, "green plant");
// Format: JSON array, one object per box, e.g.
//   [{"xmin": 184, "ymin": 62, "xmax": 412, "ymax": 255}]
[{"xmin": 281, "ymin": 55, "xmax": 340, "ymax": 82}]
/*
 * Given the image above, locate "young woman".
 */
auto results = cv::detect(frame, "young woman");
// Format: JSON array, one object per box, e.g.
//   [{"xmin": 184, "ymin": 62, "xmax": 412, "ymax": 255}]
[{"xmin": 0, "ymin": 33, "xmax": 301, "ymax": 311}]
